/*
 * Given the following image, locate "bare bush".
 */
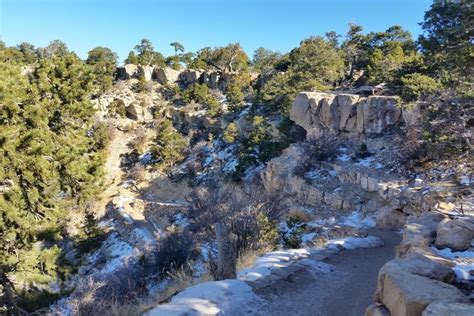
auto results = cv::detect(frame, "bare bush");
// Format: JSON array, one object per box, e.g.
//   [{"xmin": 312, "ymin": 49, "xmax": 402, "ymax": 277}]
[
  {"xmin": 185, "ymin": 182, "xmax": 282, "ymax": 280},
  {"xmin": 129, "ymin": 128, "xmax": 149, "ymax": 153},
  {"xmin": 153, "ymin": 231, "xmax": 197, "ymax": 274},
  {"xmin": 303, "ymin": 134, "xmax": 340, "ymax": 161},
  {"xmin": 130, "ymin": 164, "xmax": 147, "ymax": 183}
]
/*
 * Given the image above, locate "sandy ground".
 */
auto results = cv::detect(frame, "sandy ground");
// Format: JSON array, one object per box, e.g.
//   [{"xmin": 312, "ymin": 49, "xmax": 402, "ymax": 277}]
[{"xmin": 254, "ymin": 230, "xmax": 401, "ymax": 316}]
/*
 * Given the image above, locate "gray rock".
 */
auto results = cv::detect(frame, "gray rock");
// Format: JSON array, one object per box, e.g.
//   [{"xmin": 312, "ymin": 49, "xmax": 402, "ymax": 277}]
[
  {"xmin": 290, "ymin": 92, "xmax": 402, "ymax": 138},
  {"xmin": 422, "ymin": 301, "xmax": 474, "ymax": 316},
  {"xmin": 153, "ymin": 67, "xmax": 180, "ymax": 84},
  {"xmin": 435, "ymin": 218, "xmax": 474, "ymax": 251},
  {"xmin": 137, "ymin": 65, "xmax": 153, "ymax": 81},
  {"xmin": 117, "ymin": 64, "xmax": 138, "ymax": 80}
]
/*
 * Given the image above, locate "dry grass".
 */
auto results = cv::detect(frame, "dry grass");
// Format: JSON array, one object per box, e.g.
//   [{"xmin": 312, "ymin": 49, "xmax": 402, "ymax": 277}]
[
  {"xmin": 236, "ymin": 246, "xmax": 271, "ymax": 272},
  {"xmin": 287, "ymin": 208, "xmax": 314, "ymax": 223}
]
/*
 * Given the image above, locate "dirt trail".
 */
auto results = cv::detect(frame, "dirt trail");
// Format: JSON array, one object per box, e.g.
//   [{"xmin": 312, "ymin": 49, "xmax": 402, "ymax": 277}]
[
  {"xmin": 255, "ymin": 231, "xmax": 401, "ymax": 316},
  {"xmin": 98, "ymin": 129, "xmax": 156, "ymax": 239}
]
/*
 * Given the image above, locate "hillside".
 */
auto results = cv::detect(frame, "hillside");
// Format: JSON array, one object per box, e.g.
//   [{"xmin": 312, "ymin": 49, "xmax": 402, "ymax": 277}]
[{"xmin": 1, "ymin": 1, "xmax": 473, "ymax": 315}]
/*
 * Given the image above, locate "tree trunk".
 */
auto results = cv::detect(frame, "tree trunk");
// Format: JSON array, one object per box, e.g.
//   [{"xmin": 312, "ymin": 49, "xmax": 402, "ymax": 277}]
[{"xmin": 215, "ymin": 222, "xmax": 236, "ymax": 280}]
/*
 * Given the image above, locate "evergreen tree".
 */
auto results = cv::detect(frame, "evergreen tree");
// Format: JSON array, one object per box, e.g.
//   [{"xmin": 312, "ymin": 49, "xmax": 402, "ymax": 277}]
[{"xmin": 86, "ymin": 46, "xmax": 118, "ymax": 93}]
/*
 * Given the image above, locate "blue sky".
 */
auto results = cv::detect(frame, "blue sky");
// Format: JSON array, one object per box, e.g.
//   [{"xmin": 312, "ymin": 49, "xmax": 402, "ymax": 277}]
[{"xmin": 1, "ymin": 0, "xmax": 432, "ymax": 63}]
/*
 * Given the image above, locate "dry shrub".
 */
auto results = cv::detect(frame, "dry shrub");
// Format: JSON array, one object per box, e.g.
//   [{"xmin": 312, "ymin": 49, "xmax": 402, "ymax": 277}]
[
  {"xmin": 129, "ymin": 128, "xmax": 149, "ymax": 153},
  {"xmin": 287, "ymin": 208, "xmax": 314, "ymax": 223},
  {"xmin": 130, "ymin": 164, "xmax": 147, "ymax": 183},
  {"xmin": 303, "ymin": 134, "xmax": 340, "ymax": 162}
]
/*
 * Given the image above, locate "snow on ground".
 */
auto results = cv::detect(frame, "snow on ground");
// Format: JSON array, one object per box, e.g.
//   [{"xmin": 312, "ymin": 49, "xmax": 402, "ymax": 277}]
[
  {"xmin": 144, "ymin": 279, "xmax": 261, "ymax": 316},
  {"xmin": 337, "ymin": 154, "xmax": 351, "ymax": 162},
  {"xmin": 238, "ymin": 249, "xmax": 310, "ymax": 282},
  {"xmin": 343, "ymin": 211, "xmax": 376, "ymax": 229},
  {"xmin": 100, "ymin": 235, "xmax": 135, "ymax": 274},
  {"xmin": 328, "ymin": 236, "xmax": 384, "ymax": 250},
  {"xmin": 432, "ymin": 246, "xmax": 474, "ymax": 281}
]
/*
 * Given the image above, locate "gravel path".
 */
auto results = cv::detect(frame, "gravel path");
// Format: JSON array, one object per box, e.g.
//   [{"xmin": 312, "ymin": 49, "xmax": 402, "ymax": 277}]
[{"xmin": 254, "ymin": 231, "xmax": 401, "ymax": 316}]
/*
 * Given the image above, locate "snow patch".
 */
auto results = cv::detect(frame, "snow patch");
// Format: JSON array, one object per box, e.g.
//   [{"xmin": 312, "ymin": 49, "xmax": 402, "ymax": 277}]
[
  {"xmin": 432, "ymin": 247, "xmax": 474, "ymax": 281},
  {"xmin": 328, "ymin": 235, "xmax": 383, "ymax": 250},
  {"xmin": 337, "ymin": 154, "xmax": 351, "ymax": 162},
  {"xmin": 238, "ymin": 249, "xmax": 310, "ymax": 282},
  {"xmin": 145, "ymin": 280, "xmax": 261, "ymax": 316},
  {"xmin": 343, "ymin": 211, "xmax": 376, "ymax": 229}
]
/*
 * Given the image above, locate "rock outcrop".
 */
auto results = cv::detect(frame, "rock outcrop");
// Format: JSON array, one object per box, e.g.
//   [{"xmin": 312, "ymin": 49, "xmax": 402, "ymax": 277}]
[
  {"xmin": 435, "ymin": 218, "xmax": 474, "ymax": 251},
  {"xmin": 137, "ymin": 65, "xmax": 154, "ymax": 81},
  {"xmin": 153, "ymin": 67, "xmax": 180, "ymax": 84},
  {"xmin": 290, "ymin": 92, "xmax": 403, "ymax": 137},
  {"xmin": 116, "ymin": 64, "xmax": 139, "ymax": 80}
]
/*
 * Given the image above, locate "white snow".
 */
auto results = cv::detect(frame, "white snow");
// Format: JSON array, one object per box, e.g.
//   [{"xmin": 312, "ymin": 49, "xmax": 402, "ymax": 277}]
[
  {"xmin": 343, "ymin": 211, "xmax": 376, "ymax": 229},
  {"xmin": 328, "ymin": 236, "xmax": 383, "ymax": 250},
  {"xmin": 337, "ymin": 154, "xmax": 351, "ymax": 162},
  {"xmin": 432, "ymin": 247, "xmax": 474, "ymax": 281},
  {"xmin": 238, "ymin": 249, "xmax": 310, "ymax": 282},
  {"xmin": 460, "ymin": 175, "xmax": 472, "ymax": 186},
  {"xmin": 173, "ymin": 213, "xmax": 189, "ymax": 227},
  {"xmin": 101, "ymin": 238, "xmax": 135, "ymax": 274},
  {"xmin": 302, "ymin": 232, "xmax": 317, "ymax": 244},
  {"xmin": 355, "ymin": 156, "xmax": 375, "ymax": 167},
  {"xmin": 139, "ymin": 152, "xmax": 154, "ymax": 165},
  {"xmin": 145, "ymin": 279, "xmax": 261, "ymax": 316}
]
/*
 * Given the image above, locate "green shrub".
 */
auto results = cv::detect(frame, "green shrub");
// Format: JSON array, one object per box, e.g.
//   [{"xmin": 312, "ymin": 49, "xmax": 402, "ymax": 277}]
[
  {"xmin": 279, "ymin": 216, "xmax": 307, "ymax": 249},
  {"xmin": 257, "ymin": 213, "xmax": 279, "ymax": 249},
  {"xmin": 223, "ymin": 122, "xmax": 238, "ymax": 143},
  {"xmin": 150, "ymin": 119, "xmax": 186, "ymax": 170},
  {"xmin": 400, "ymin": 73, "xmax": 442, "ymax": 102}
]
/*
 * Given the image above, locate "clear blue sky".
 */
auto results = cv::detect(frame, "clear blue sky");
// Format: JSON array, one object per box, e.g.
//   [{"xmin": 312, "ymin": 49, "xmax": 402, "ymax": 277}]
[{"xmin": 1, "ymin": 0, "xmax": 432, "ymax": 63}]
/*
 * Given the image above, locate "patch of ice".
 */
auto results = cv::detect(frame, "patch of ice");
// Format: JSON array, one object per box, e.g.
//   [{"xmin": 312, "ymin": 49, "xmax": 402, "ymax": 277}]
[
  {"xmin": 145, "ymin": 279, "xmax": 261, "ymax": 316},
  {"xmin": 343, "ymin": 211, "xmax": 376, "ymax": 229},
  {"xmin": 328, "ymin": 235, "xmax": 383, "ymax": 250},
  {"xmin": 238, "ymin": 249, "xmax": 310, "ymax": 282}
]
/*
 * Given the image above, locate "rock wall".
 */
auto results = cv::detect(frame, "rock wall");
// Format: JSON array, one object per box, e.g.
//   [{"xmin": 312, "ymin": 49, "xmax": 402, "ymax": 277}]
[{"xmin": 290, "ymin": 92, "xmax": 403, "ymax": 138}]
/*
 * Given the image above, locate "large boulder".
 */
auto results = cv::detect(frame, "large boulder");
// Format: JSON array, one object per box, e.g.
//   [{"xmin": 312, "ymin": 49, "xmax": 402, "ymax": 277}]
[
  {"xmin": 435, "ymin": 218, "xmax": 474, "ymax": 251},
  {"xmin": 116, "ymin": 64, "xmax": 138, "ymax": 80},
  {"xmin": 290, "ymin": 92, "xmax": 402, "ymax": 138},
  {"xmin": 422, "ymin": 301, "xmax": 474, "ymax": 316},
  {"xmin": 375, "ymin": 206, "xmax": 406, "ymax": 230},
  {"xmin": 261, "ymin": 145, "xmax": 307, "ymax": 193},
  {"xmin": 153, "ymin": 67, "xmax": 180, "ymax": 84},
  {"xmin": 375, "ymin": 259, "xmax": 468, "ymax": 316},
  {"xmin": 137, "ymin": 65, "xmax": 154, "ymax": 81},
  {"xmin": 179, "ymin": 69, "xmax": 203, "ymax": 86}
]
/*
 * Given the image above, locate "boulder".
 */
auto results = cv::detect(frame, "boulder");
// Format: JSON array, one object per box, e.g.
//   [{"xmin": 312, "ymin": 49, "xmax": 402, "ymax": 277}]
[
  {"xmin": 365, "ymin": 304, "xmax": 390, "ymax": 316},
  {"xmin": 375, "ymin": 206, "xmax": 406, "ymax": 230},
  {"xmin": 435, "ymin": 218, "xmax": 474, "ymax": 251},
  {"xmin": 179, "ymin": 69, "xmax": 203, "ymax": 86},
  {"xmin": 261, "ymin": 144, "xmax": 307, "ymax": 193},
  {"xmin": 137, "ymin": 65, "xmax": 153, "ymax": 81},
  {"xmin": 290, "ymin": 92, "xmax": 402, "ymax": 138},
  {"xmin": 422, "ymin": 301, "xmax": 474, "ymax": 316},
  {"xmin": 117, "ymin": 64, "xmax": 138, "ymax": 80},
  {"xmin": 375, "ymin": 260, "xmax": 468, "ymax": 316},
  {"xmin": 153, "ymin": 67, "xmax": 180, "ymax": 84}
]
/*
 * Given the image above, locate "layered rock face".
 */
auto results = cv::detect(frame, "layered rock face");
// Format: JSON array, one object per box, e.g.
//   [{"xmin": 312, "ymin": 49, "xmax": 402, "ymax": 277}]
[{"xmin": 290, "ymin": 92, "xmax": 402, "ymax": 137}]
